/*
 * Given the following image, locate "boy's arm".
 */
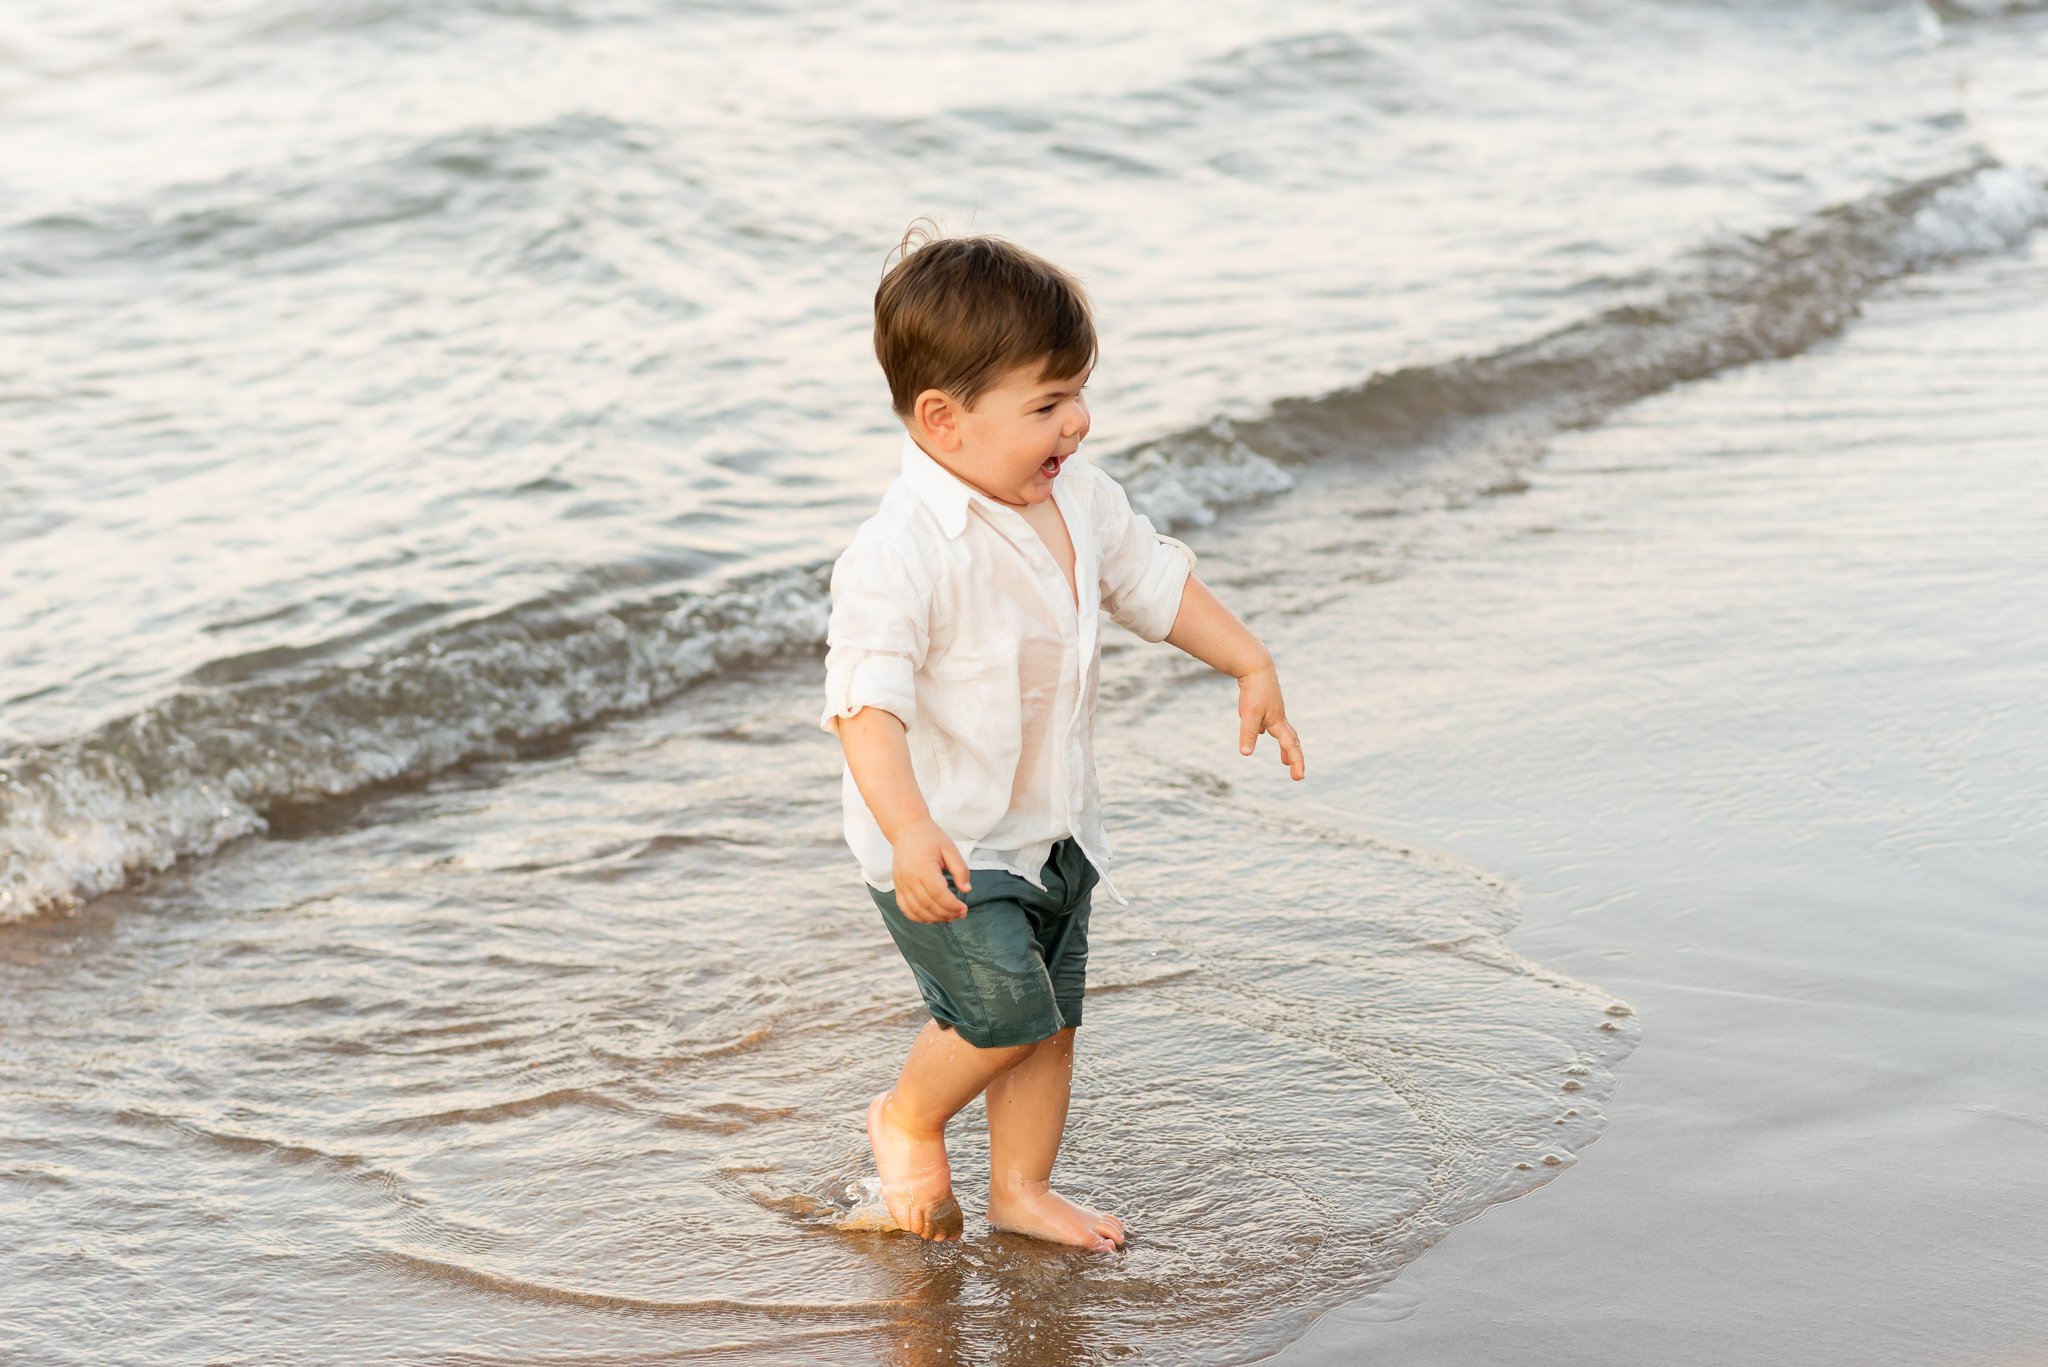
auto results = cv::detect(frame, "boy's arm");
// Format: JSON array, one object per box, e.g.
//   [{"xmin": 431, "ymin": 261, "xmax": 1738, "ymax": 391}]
[
  {"xmin": 818, "ymin": 535, "xmax": 972, "ymax": 920},
  {"xmin": 1086, "ymin": 463, "xmax": 1305, "ymax": 779},
  {"xmin": 834, "ymin": 706, "xmax": 975, "ymax": 921},
  {"xmin": 1164, "ymin": 577, "xmax": 1307, "ymax": 781},
  {"xmin": 835, "ymin": 705, "xmax": 935, "ymax": 843}
]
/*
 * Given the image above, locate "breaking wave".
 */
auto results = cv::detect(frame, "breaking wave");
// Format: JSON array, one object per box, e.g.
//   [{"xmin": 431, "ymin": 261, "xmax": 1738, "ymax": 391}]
[{"xmin": 5, "ymin": 158, "xmax": 2043, "ymax": 922}]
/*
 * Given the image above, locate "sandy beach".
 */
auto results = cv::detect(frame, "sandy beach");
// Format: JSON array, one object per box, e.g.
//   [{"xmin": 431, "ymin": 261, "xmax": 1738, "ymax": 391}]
[{"xmin": 1262, "ymin": 242, "xmax": 2048, "ymax": 1364}]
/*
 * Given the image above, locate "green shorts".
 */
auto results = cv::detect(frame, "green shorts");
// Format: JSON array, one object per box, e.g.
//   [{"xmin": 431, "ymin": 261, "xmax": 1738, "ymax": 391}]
[{"xmin": 867, "ymin": 836, "xmax": 1099, "ymax": 1050}]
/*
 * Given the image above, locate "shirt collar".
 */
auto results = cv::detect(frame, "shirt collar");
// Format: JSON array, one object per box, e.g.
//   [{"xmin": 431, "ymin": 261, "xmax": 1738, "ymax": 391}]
[{"xmin": 898, "ymin": 433, "xmax": 990, "ymax": 540}]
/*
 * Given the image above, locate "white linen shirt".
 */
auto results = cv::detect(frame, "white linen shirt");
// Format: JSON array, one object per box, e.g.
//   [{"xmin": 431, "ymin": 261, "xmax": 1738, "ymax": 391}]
[{"xmin": 819, "ymin": 433, "xmax": 1198, "ymax": 908}]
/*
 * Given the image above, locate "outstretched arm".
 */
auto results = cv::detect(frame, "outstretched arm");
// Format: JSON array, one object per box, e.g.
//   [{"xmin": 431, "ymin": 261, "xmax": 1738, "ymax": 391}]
[{"xmin": 1163, "ymin": 577, "xmax": 1306, "ymax": 781}]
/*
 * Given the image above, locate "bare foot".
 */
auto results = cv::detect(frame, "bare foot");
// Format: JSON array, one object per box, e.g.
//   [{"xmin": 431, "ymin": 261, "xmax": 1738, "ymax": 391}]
[
  {"xmin": 987, "ymin": 1181, "xmax": 1126, "ymax": 1253},
  {"xmin": 866, "ymin": 1092, "xmax": 964, "ymax": 1241}
]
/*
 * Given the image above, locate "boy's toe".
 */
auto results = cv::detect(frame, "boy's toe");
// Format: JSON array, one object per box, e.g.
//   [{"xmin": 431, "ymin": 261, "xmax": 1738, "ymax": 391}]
[{"xmin": 927, "ymin": 1194, "xmax": 965, "ymax": 1240}]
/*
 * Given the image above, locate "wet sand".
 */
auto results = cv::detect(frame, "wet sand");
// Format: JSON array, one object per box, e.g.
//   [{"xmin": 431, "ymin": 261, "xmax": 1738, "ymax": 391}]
[{"xmin": 1265, "ymin": 241, "xmax": 2048, "ymax": 1364}]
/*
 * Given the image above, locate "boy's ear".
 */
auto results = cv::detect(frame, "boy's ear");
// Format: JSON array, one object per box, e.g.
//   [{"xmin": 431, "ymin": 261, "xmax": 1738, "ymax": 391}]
[{"xmin": 911, "ymin": 387, "xmax": 963, "ymax": 453}]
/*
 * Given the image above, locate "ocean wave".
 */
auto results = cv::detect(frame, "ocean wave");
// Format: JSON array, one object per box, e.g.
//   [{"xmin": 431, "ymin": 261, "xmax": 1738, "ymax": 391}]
[
  {"xmin": 1925, "ymin": 0, "xmax": 2048, "ymax": 20},
  {"xmin": 4, "ymin": 158, "xmax": 2042, "ymax": 923},
  {"xmin": 1209, "ymin": 157, "xmax": 2047, "ymax": 469},
  {"xmin": 0, "ymin": 564, "xmax": 833, "ymax": 921},
  {"xmin": 0, "ymin": 111, "xmax": 678, "ymax": 277},
  {"xmin": 232, "ymin": 0, "xmax": 617, "ymax": 42}
]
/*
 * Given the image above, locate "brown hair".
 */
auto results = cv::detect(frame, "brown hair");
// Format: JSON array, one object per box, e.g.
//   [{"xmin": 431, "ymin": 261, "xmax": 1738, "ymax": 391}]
[{"xmin": 873, "ymin": 220, "xmax": 1096, "ymax": 418}]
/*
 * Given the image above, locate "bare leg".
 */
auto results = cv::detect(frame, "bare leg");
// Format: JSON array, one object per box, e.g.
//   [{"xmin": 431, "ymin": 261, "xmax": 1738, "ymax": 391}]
[
  {"xmin": 868, "ymin": 1021, "xmax": 1035, "ymax": 1241},
  {"xmin": 983, "ymin": 1027, "xmax": 1126, "ymax": 1251}
]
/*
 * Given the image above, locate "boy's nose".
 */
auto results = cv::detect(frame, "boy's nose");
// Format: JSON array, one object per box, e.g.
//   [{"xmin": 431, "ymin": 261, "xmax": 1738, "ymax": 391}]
[{"xmin": 1063, "ymin": 394, "xmax": 1090, "ymax": 438}]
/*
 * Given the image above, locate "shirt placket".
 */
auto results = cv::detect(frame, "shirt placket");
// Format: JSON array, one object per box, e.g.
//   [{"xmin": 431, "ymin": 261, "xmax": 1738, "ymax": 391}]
[
  {"xmin": 979, "ymin": 497, "xmax": 1089, "ymax": 845},
  {"xmin": 1052, "ymin": 485, "xmax": 1094, "ymax": 856},
  {"xmin": 1053, "ymin": 484, "xmax": 1121, "ymax": 905}
]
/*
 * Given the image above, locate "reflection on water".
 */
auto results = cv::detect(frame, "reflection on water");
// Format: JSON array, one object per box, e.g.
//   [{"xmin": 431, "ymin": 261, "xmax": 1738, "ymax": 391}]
[{"xmin": 0, "ymin": 637, "xmax": 1631, "ymax": 1363}]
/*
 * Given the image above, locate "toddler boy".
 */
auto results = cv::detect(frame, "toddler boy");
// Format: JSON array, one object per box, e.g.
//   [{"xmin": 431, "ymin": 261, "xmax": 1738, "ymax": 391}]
[{"xmin": 820, "ymin": 228, "xmax": 1306, "ymax": 1251}]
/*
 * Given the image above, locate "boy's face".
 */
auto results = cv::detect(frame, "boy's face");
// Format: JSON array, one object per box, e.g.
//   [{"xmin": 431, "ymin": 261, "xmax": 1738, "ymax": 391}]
[{"xmin": 916, "ymin": 356, "xmax": 1092, "ymax": 509}]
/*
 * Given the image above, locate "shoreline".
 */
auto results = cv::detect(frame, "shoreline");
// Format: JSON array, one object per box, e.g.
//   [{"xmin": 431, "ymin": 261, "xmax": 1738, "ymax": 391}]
[{"xmin": 1259, "ymin": 241, "xmax": 2048, "ymax": 1364}]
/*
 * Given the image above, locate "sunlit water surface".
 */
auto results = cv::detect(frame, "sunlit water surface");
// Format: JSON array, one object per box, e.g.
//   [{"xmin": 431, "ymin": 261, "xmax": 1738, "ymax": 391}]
[{"xmin": 5, "ymin": 0, "xmax": 2048, "ymax": 1362}]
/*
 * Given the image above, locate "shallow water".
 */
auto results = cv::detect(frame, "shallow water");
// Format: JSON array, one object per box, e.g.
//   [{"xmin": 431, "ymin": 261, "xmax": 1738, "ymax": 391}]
[
  {"xmin": 0, "ymin": 613, "xmax": 1634, "ymax": 1362},
  {"xmin": 4, "ymin": 0, "xmax": 2048, "ymax": 1362},
  {"xmin": 1277, "ymin": 220, "xmax": 2048, "ymax": 1367}
]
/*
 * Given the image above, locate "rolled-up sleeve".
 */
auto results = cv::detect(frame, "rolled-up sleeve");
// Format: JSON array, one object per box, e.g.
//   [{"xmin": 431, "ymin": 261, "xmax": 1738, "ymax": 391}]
[
  {"xmin": 1094, "ymin": 469, "xmax": 1198, "ymax": 643},
  {"xmin": 820, "ymin": 535, "xmax": 930, "ymax": 735}
]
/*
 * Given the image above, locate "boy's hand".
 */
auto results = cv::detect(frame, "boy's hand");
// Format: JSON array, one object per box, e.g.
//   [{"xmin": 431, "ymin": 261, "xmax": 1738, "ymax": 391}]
[
  {"xmin": 890, "ymin": 817, "xmax": 974, "ymax": 922},
  {"xmin": 1238, "ymin": 663, "xmax": 1306, "ymax": 781}
]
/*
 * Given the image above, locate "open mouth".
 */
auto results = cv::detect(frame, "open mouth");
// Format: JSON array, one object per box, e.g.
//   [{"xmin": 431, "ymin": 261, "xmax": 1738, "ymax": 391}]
[{"xmin": 1039, "ymin": 454, "xmax": 1065, "ymax": 478}]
